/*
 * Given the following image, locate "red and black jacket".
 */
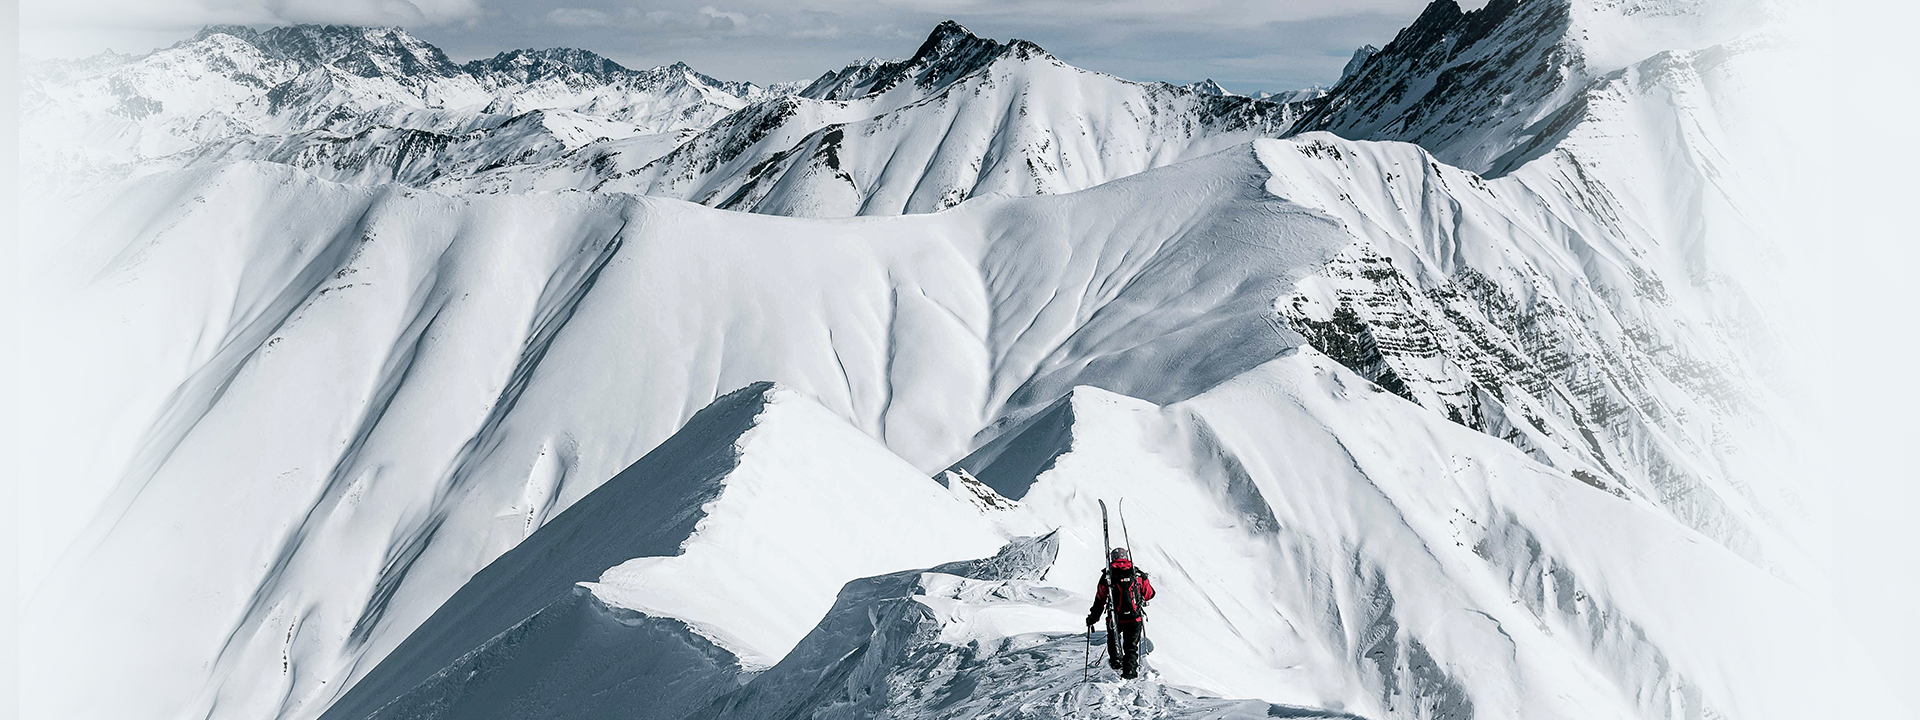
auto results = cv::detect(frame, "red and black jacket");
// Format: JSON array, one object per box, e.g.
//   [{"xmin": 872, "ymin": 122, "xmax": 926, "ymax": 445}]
[{"xmin": 1088, "ymin": 557, "xmax": 1154, "ymax": 624}]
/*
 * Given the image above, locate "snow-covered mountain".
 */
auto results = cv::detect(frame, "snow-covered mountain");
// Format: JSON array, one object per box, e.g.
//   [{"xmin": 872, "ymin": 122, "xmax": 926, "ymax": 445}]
[
  {"xmin": 495, "ymin": 22, "xmax": 1318, "ymax": 214},
  {"xmin": 1293, "ymin": 0, "xmax": 1764, "ymax": 175},
  {"xmin": 21, "ymin": 21, "xmax": 1317, "ymax": 210},
  {"xmin": 17, "ymin": 1, "xmax": 1901, "ymax": 719},
  {"xmin": 20, "ymin": 24, "xmax": 780, "ymax": 190},
  {"xmin": 1265, "ymin": 0, "xmax": 1806, "ymax": 577},
  {"xmin": 22, "ymin": 144, "xmax": 1355, "ymax": 720}
]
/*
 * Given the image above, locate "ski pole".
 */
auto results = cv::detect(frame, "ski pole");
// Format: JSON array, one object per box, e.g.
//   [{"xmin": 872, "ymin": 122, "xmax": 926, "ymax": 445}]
[{"xmin": 1084, "ymin": 626, "xmax": 1092, "ymax": 684}]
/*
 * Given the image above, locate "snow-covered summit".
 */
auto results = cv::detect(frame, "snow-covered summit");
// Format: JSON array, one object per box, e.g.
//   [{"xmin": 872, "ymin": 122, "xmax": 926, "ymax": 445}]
[
  {"xmin": 188, "ymin": 24, "xmax": 465, "ymax": 79},
  {"xmin": 585, "ymin": 21, "xmax": 1313, "ymax": 214}
]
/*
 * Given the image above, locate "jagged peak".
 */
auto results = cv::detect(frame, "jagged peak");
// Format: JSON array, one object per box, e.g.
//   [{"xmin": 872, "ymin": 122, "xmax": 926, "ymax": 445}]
[
  {"xmin": 1291, "ymin": 0, "xmax": 1580, "ymax": 174},
  {"xmin": 182, "ymin": 23, "xmax": 462, "ymax": 78},
  {"xmin": 466, "ymin": 46, "xmax": 632, "ymax": 81},
  {"xmin": 900, "ymin": 20, "xmax": 1007, "ymax": 68},
  {"xmin": 923, "ymin": 20, "xmax": 978, "ymax": 46},
  {"xmin": 1411, "ymin": 0, "xmax": 1468, "ymax": 26},
  {"xmin": 798, "ymin": 21, "xmax": 1043, "ymax": 102},
  {"xmin": 1340, "ymin": 45, "xmax": 1379, "ymax": 84},
  {"xmin": 1185, "ymin": 79, "xmax": 1233, "ymax": 96}
]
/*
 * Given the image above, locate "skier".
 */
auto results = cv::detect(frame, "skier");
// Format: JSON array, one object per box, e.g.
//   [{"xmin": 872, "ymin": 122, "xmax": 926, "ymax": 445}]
[{"xmin": 1086, "ymin": 546, "xmax": 1154, "ymax": 679}]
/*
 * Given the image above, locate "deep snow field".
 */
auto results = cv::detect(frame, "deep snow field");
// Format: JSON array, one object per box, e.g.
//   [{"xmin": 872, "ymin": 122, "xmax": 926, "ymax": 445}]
[{"xmin": 15, "ymin": 0, "xmax": 1910, "ymax": 718}]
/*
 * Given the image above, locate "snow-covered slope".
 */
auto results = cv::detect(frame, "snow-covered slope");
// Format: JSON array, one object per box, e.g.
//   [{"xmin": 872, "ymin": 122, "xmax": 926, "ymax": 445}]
[
  {"xmin": 313, "ymin": 382, "xmax": 1004, "ymax": 720},
  {"xmin": 1258, "ymin": 0, "xmax": 1811, "ymax": 579},
  {"xmin": 687, "ymin": 531, "xmax": 1360, "ymax": 719},
  {"xmin": 1046, "ymin": 354, "xmax": 1874, "ymax": 719},
  {"xmin": 18, "ymin": 0, "xmax": 1893, "ymax": 718},
  {"xmin": 19, "ymin": 146, "xmax": 1349, "ymax": 720},
  {"xmin": 318, "ymin": 352, "xmax": 1889, "ymax": 720}
]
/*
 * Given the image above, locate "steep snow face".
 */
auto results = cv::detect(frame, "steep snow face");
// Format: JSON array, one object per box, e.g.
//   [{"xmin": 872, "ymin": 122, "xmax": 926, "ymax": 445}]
[
  {"xmin": 314, "ymin": 382, "xmax": 1003, "ymax": 720},
  {"xmin": 578, "ymin": 386, "xmax": 1006, "ymax": 670},
  {"xmin": 19, "ymin": 147, "xmax": 1348, "ymax": 720},
  {"xmin": 20, "ymin": 25, "xmax": 775, "ymax": 193}
]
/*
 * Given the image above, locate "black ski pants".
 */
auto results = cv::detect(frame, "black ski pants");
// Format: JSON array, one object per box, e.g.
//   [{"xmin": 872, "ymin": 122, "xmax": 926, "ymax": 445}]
[{"xmin": 1105, "ymin": 619, "xmax": 1144, "ymax": 676}]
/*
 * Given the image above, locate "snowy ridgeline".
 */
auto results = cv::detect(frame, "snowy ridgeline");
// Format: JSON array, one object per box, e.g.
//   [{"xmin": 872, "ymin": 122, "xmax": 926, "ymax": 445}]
[
  {"xmin": 286, "ymin": 369, "xmax": 1875, "ymax": 720},
  {"xmin": 16, "ymin": 0, "xmax": 1901, "ymax": 719}
]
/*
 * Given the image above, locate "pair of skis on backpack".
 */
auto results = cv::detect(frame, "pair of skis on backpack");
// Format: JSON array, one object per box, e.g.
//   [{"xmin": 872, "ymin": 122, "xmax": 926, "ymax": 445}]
[{"xmin": 1087, "ymin": 498, "xmax": 1151, "ymax": 680}]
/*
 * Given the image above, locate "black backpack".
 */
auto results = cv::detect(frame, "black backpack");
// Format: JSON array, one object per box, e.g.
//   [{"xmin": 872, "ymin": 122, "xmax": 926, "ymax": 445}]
[{"xmin": 1109, "ymin": 565, "xmax": 1146, "ymax": 621}]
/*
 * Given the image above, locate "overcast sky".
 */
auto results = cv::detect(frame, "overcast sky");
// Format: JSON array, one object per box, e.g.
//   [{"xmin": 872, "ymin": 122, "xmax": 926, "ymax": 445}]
[{"xmin": 17, "ymin": 0, "xmax": 1482, "ymax": 94}]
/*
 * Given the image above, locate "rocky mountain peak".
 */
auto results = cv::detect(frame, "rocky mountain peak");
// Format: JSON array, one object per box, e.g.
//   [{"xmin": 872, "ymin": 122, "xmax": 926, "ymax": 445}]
[
  {"xmin": 186, "ymin": 23, "xmax": 463, "ymax": 79},
  {"xmin": 919, "ymin": 20, "xmax": 980, "ymax": 51},
  {"xmin": 465, "ymin": 47, "xmax": 631, "ymax": 86},
  {"xmin": 1292, "ymin": 0, "xmax": 1580, "ymax": 174},
  {"xmin": 1339, "ymin": 45, "xmax": 1378, "ymax": 84},
  {"xmin": 1186, "ymin": 79, "xmax": 1233, "ymax": 96},
  {"xmin": 799, "ymin": 20, "xmax": 1034, "ymax": 101}
]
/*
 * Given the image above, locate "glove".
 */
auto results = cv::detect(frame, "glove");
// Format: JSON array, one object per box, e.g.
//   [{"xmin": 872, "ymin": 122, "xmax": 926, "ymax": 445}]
[{"xmin": 1086, "ymin": 613, "xmax": 1100, "ymax": 627}]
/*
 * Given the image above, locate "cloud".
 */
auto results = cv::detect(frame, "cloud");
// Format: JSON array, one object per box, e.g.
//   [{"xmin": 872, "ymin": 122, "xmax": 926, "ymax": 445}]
[
  {"xmin": 23, "ymin": 0, "xmax": 484, "ymax": 28},
  {"xmin": 544, "ymin": 7, "xmax": 615, "ymax": 27},
  {"xmin": 540, "ymin": 4, "xmax": 857, "ymax": 42},
  {"xmin": 19, "ymin": 0, "xmax": 485, "ymax": 57}
]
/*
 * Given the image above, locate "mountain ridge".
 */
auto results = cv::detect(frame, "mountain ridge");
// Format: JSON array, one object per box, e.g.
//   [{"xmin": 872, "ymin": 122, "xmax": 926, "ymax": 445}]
[{"xmin": 17, "ymin": 2, "xmax": 1886, "ymax": 719}]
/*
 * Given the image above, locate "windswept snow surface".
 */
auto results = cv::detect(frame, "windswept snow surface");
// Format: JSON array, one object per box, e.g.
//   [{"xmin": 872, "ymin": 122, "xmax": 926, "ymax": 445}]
[
  {"xmin": 326, "ymin": 353, "xmax": 1888, "ymax": 720},
  {"xmin": 1264, "ymin": 20, "xmax": 1821, "ymax": 583},
  {"xmin": 958, "ymin": 355, "xmax": 1879, "ymax": 720},
  {"xmin": 19, "ymin": 146, "xmax": 1347, "ymax": 720}
]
